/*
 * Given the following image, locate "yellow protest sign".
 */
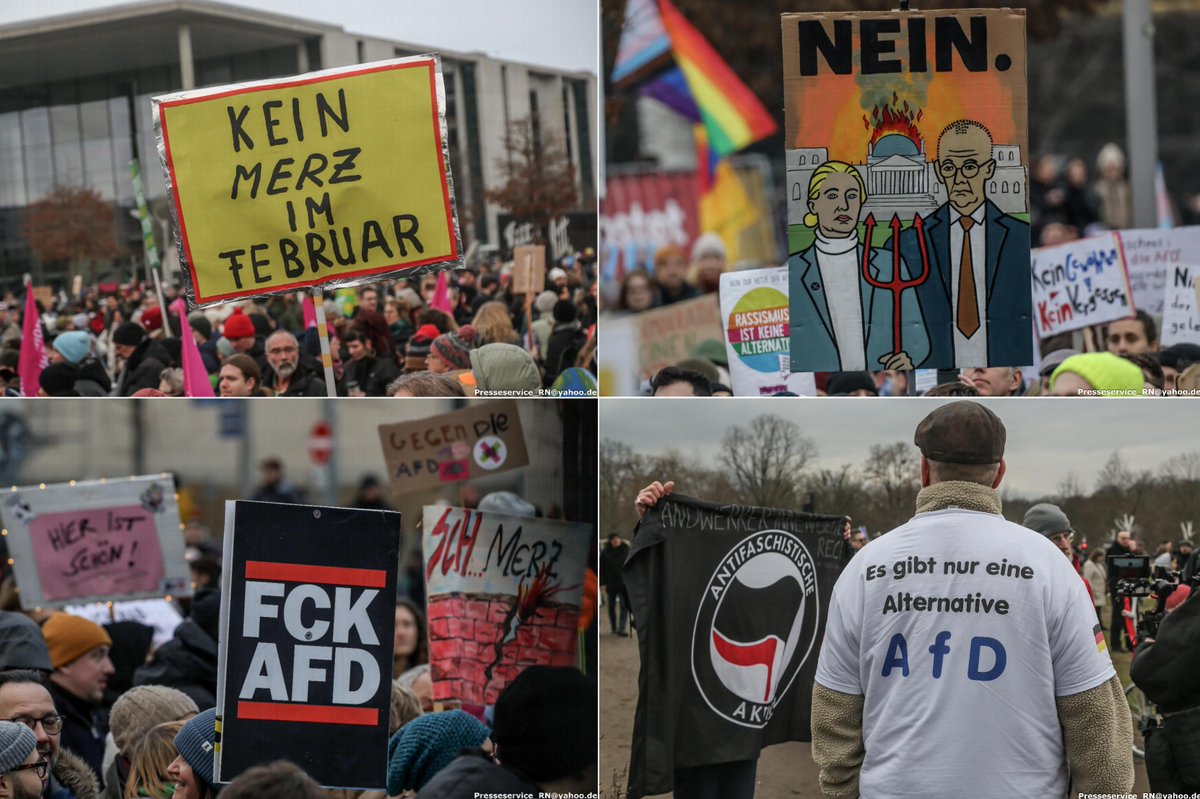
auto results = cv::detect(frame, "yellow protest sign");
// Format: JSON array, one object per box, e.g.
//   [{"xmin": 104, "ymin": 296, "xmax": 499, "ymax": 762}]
[{"xmin": 154, "ymin": 56, "xmax": 462, "ymax": 308}]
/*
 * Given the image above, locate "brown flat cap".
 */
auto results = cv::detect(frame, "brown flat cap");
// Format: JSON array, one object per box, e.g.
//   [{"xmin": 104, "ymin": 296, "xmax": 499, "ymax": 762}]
[{"xmin": 914, "ymin": 401, "xmax": 1006, "ymax": 464}]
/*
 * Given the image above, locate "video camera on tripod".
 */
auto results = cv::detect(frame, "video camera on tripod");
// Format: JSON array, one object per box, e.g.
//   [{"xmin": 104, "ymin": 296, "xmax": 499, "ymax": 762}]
[{"xmin": 1110, "ymin": 553, "xmax": 1184, "ymax": 641}]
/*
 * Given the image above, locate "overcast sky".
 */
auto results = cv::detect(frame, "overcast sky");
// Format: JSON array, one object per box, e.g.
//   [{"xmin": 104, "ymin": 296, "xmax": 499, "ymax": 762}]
[
  {"xmin": 600, "ymin": 399, "xmax": 1200, "ymax": 499},
  {"xmin": 0, "ymin": 0, "xmax": 598, "ymax": 74}
]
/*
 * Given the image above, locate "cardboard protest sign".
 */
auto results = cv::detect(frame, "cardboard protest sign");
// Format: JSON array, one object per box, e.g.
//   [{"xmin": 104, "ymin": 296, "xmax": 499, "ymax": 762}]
[
  {"xmin": 422, "ymin": 506, "xmax": 591, "ymax": 706},
  {"xmin": 623, "ymin": 495, "xmax": 846, "ymax": 799},
  {"xmin": 0, "ymin": 476, "xmax": 191, "ymax": 610},
  {"xmin": 782, "ymin": 9, "xmax": 1032, "ymax": 370},
  {"xmin": 1030, "ymin": 232, "xmax": 1135, "ymax": 338},
  {"xmin": 378, "ymin": 401, "xmax": 529, "ymax": 495},
  {"xmin": 719, "ymin": 267, "xmax": 817, "ymax": 396},
  {"xmin": 1119, "ymin": 227, "xmax": 1200, "ymax": 317},
  {"xmin": 624, "ymin": 293, "xmax": 725, "ymax": 383},
  {"xmin": 154, "ymin": 55, "xmax": 462, "ymax": 308},
  {"xmin": 1162, "ymin": 265, "xmax": 1200, "ymax": 347},
  {"xmin": 511, "ymin": 245, "xmax": 546, "ymax": 295},
  {"xmin": 215, "ymin": 501, "xmax": 400, "ymax": 789}
]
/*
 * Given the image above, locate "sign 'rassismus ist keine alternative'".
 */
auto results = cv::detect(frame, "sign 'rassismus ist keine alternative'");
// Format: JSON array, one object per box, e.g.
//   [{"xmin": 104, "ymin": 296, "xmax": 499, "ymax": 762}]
[
  {"xmin": 215, "ymin": 501, "xmax": 401, "ymax": 789},
  {"xmin": 154, "ymin": 55, "xmax": 463, "ymax": 308}
]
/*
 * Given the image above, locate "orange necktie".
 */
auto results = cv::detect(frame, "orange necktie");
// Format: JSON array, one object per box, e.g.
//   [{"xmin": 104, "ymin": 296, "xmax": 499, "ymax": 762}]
[{"xmin": 957, "ymin": 216, "xmax": 980, "ymax": 338}]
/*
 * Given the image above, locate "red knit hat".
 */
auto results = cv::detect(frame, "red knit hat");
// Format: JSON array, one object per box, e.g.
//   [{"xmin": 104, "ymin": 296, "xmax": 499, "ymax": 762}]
[
  {"xmin": 223, "ymin": 310, "xmax": 255, "ymax": 340},
  {"xmin": 141, "ymin": 306, "xmax": 163, "ymax": 332},
  {"xmin": 413, "ymin": 324, "xmax": 441, "ymax": 342}
]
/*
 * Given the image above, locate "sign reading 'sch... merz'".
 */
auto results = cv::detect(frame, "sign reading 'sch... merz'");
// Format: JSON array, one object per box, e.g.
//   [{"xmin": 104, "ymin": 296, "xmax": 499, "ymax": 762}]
[
  {"xmin": 154, "ymin": 56, "xmax": 463, "ymax": 308},
  {"xmin": 422, "ymin": 506, "xmax": 591, "ymax": 707},
  {"xmin": 0, "ymin": 476, "xmax": 191, "ymax": 609},
  {"xmin": 215, "ymin": 501, "xmax": 401, "ymax": 790}
]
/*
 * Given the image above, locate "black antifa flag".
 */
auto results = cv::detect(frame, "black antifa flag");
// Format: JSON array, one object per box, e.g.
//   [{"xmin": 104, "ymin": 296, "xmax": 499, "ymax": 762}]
[{"xmin": 624, "ymin": 495, "xmax": 846, "ymax": 799}]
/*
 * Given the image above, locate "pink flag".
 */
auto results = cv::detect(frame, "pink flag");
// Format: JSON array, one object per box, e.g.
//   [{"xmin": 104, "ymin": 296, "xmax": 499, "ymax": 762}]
[
  {"xmin": 430, "ymin": 271, "xmax": 453, "ymax": 313},
  {"xmin": 302, "ymin": 294, "xmax": 317, "ymax": 329},
  {"xmin": 170, "ymin": 299, "xmax": 215, "ymax": 398},
  {"xmin": 18, "ymin": 279, "xmax": 46, "ymax": 397}
]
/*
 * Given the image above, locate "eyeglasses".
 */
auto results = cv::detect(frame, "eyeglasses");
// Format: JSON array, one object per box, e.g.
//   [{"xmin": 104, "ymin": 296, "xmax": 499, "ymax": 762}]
[
  {"xmin": 938, "ymin": 159, "xmax": 993, "ymax": 180},
  {"xmin": 8, "ymin": 759, "xmax": 48, "ymax": 779},
  {"xmin": 9, "ymin": 715, "xmax": 63, "ymax": 735}
]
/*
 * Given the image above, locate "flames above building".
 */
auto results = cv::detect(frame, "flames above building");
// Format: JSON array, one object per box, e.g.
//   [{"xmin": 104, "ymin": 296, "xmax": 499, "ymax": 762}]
[{"xmin": 863, "ymin": 92, "xmax": 923, "ymax": 149}]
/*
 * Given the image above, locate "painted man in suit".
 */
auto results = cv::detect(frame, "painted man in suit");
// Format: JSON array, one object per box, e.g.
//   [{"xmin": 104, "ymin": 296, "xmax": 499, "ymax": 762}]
[{"xmin": 901, "ymin": 120, "xmax": 1032, "ymax": 369}]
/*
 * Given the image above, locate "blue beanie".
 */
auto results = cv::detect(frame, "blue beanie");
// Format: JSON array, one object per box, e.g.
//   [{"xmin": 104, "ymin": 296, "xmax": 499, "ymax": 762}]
[
  {"xmin": 386, "ymin": 710, "xmax": 489, "ymax": 794},
  {"xmin": 174, "ymin": 707, "xmax": 217, "ymax": 787},
  {"xmin": 0, "ymin": 721, "xmax": 36, "ymax": 773},
  {"xmin": 52, "ymin": 331, "xmax": 90, "ymax": 365}
]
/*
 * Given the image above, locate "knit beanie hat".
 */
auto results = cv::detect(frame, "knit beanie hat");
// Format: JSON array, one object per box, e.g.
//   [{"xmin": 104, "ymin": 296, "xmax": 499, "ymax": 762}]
[
  {"xmin": 110, "ymin": 686, "xmax": 199, "ymax": 754},
  {"xmin": 432, "ymin": 325, "xmax": 476, "ymax": 371},
  {"xmin": 188, "ymin": 313, "xmax": 213, "ymax": 341},
  {"xmin": 406, "ymin": 324, "xmax": 440, "ymax": 365},
  {"xmin": 222, "ymin": 309, "xmax": 255, "ymax": 340},
  {"xmin": 492, "ymin": 666, "xmax": 596, "ymax": 783},
  {"xmin": 52, "ymin": 331, "xmax": 90, "ymax": 365},
  {"xmin": 0, "ymin": 612, "xmax": 52, "ymax": 671},
  {"xmin": 42, "ymin": 613, "xmax": 113, "ymax": 670},
  {"xmin": 385, "ymin": 710, "xmax": 489, "ymax": 794},
  {"xmin": 553, "ymin": 299, "xmax": 577, "ymax": 324},
  {"xmin": 534, "ymin": 291, "xmax": 558, "ymax": 315},
  {"xmin": 1050, "ymin": 352, "xmax": 1144, "ymax": 395},
  {"xmin": 140, "ymin": 306, "xmax": 163, "ymax": 333},
  {"xmin": 38, "ymin": 363, "xmax": 78, "ymax": 397},
  {"xmin": 112, "ymin": 322, "xmax": 145, "ymax": 347},
  {"xmin": 0, "ymin": 721, "xmax": 37, "ymax": 773},
  {"xmin": 173, "ymin": 707, "xmax": 217, "ymax": 788}
]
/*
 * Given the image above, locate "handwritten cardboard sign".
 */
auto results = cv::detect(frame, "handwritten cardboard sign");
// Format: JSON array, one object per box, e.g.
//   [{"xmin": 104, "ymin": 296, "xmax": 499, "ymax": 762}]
[
  {"xmin": 719, "ymin": 267, "xmax": 817, "ymax": 396},
  {"xmin": 154, "ymin": 56, "xmax": 463, "ymax": 308},
  {"xmin": 1030, "ymin": 232, "xmax": 1135, "ymax": 338},
  {"xmin": 1161, "ymin": 265, "xmax": 1200, "ymax": 347},
  {"xmin": 1117, "ymin": 227, "xmax": 1200, "ymax": 317},
  {"xmin": 422, "ymin": 505, "xmax": 591, "ymax": 706},
  {"xmin": 0, "ymin": 476, "xmax": 191, "ymax": 609},
  {"xmin": 377, "ymin": 400, "xmax": 529, "ymax": 495},
  {"xmin": 511, "ymin": 245, "xmax": 546, "ymax": 295}
]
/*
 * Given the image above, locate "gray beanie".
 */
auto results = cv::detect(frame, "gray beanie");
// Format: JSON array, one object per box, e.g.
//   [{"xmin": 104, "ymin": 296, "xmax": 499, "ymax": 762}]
[
  {"xmin": 0, "ymin": 721, "xmax": 37, "ymax": 773},
  {"xmin": 173, "ymin": 707, "xmax": 217, "ymax": 787},
  {"xmin": 1023, "ymin": 503, "xmax": 1074, "ymax": 538}
]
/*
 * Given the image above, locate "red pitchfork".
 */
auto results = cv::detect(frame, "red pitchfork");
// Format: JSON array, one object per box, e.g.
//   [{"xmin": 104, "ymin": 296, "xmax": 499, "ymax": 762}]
[{"xmin": 861, "ymin": 213, "xmax": 931, "ymax": 356}]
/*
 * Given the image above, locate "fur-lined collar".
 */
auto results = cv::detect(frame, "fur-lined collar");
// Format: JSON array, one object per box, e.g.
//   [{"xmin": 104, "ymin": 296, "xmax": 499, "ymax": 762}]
[
  {"xmin": 53, "ymin": 748, "xmax": 100, "ymax": 799},
  {"xmin": 915, "ymin": 481, "xmax": 1002, "ymax": 516}
]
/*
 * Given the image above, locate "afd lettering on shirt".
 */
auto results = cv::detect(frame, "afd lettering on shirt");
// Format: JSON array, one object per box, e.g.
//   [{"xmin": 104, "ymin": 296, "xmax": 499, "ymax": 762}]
[
  {"xmin": 239, "ymin": 579, "xmax": 380, "ymax": 705},
  {"xmin": 880, "ymin": 631, "xmax": 1007, "ymax": 681}
]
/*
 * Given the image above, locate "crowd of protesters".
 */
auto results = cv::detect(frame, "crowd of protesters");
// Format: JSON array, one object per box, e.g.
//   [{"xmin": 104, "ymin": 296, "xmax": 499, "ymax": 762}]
[
  {"xmin": 603, "ymin": 143, "xmax": 1200, "ymax": 398},
  {"xmin": 2, "ymin": 250, "xmax": 598, "ymax": 399},
  {"xmin": 0, "ymin": 472, "xmax": 597, "ymax": 798}
]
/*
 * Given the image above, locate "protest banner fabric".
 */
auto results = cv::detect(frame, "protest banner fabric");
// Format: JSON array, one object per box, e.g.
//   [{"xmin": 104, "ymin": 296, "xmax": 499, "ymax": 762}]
[
  {"xmin": 64, "ymin": 598, "xmax": 183, "ymax": 648},
  {"xmin": 154, "ymin": 55, "xmax": 463, "ymax": 308},
  {"xmin": 624, "ymin": 495, "xmax": 846, "ymax": 799},
  {"xmin": 1118, "ymin": 226, "xmax": 1200, "ymax": 317},
  {"xmin": 782, "ymin": 9, "xmax": 1032, "ymax": 370},
  {"xmin": 215, "ymin": 501, "xmax": 400, "ymax": 789},
  {"xmin": 1161, "ymin": 265, "xmax": 1200, "ymax": 347},
  {"xmin": 1030, "ymin": 232, "xmax": 1135, "ymax": 338},
  {"xmin": 422, "ymin": 506, "xmax": 591, "ymax": 706},
  {"xmin": 0, "ymin": 476, "xmax": 191, "ymax": 609},
  {"xmin": 377, "ymin": 400, "xmax": 529, "ymax": 495},
  {"xmin": 719, "ymin": 267, "xmax": 817, "ymax": 395}
]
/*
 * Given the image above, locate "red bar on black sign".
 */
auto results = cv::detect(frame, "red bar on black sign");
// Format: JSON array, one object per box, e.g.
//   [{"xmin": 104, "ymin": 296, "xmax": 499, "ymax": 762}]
[
  {"xmin": 237, "ymin": 701, "xmax": 379, "ymax": 726},
  {"xmin": 244, "ymin": 561, "xmax": 387, "ymax": 588}
]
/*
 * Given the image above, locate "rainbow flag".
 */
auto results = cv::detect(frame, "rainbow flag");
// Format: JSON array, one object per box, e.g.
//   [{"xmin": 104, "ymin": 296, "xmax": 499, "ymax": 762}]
[{"xmin": 613, "ymin": 0, "xmax": 777, "ymax": 158}]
